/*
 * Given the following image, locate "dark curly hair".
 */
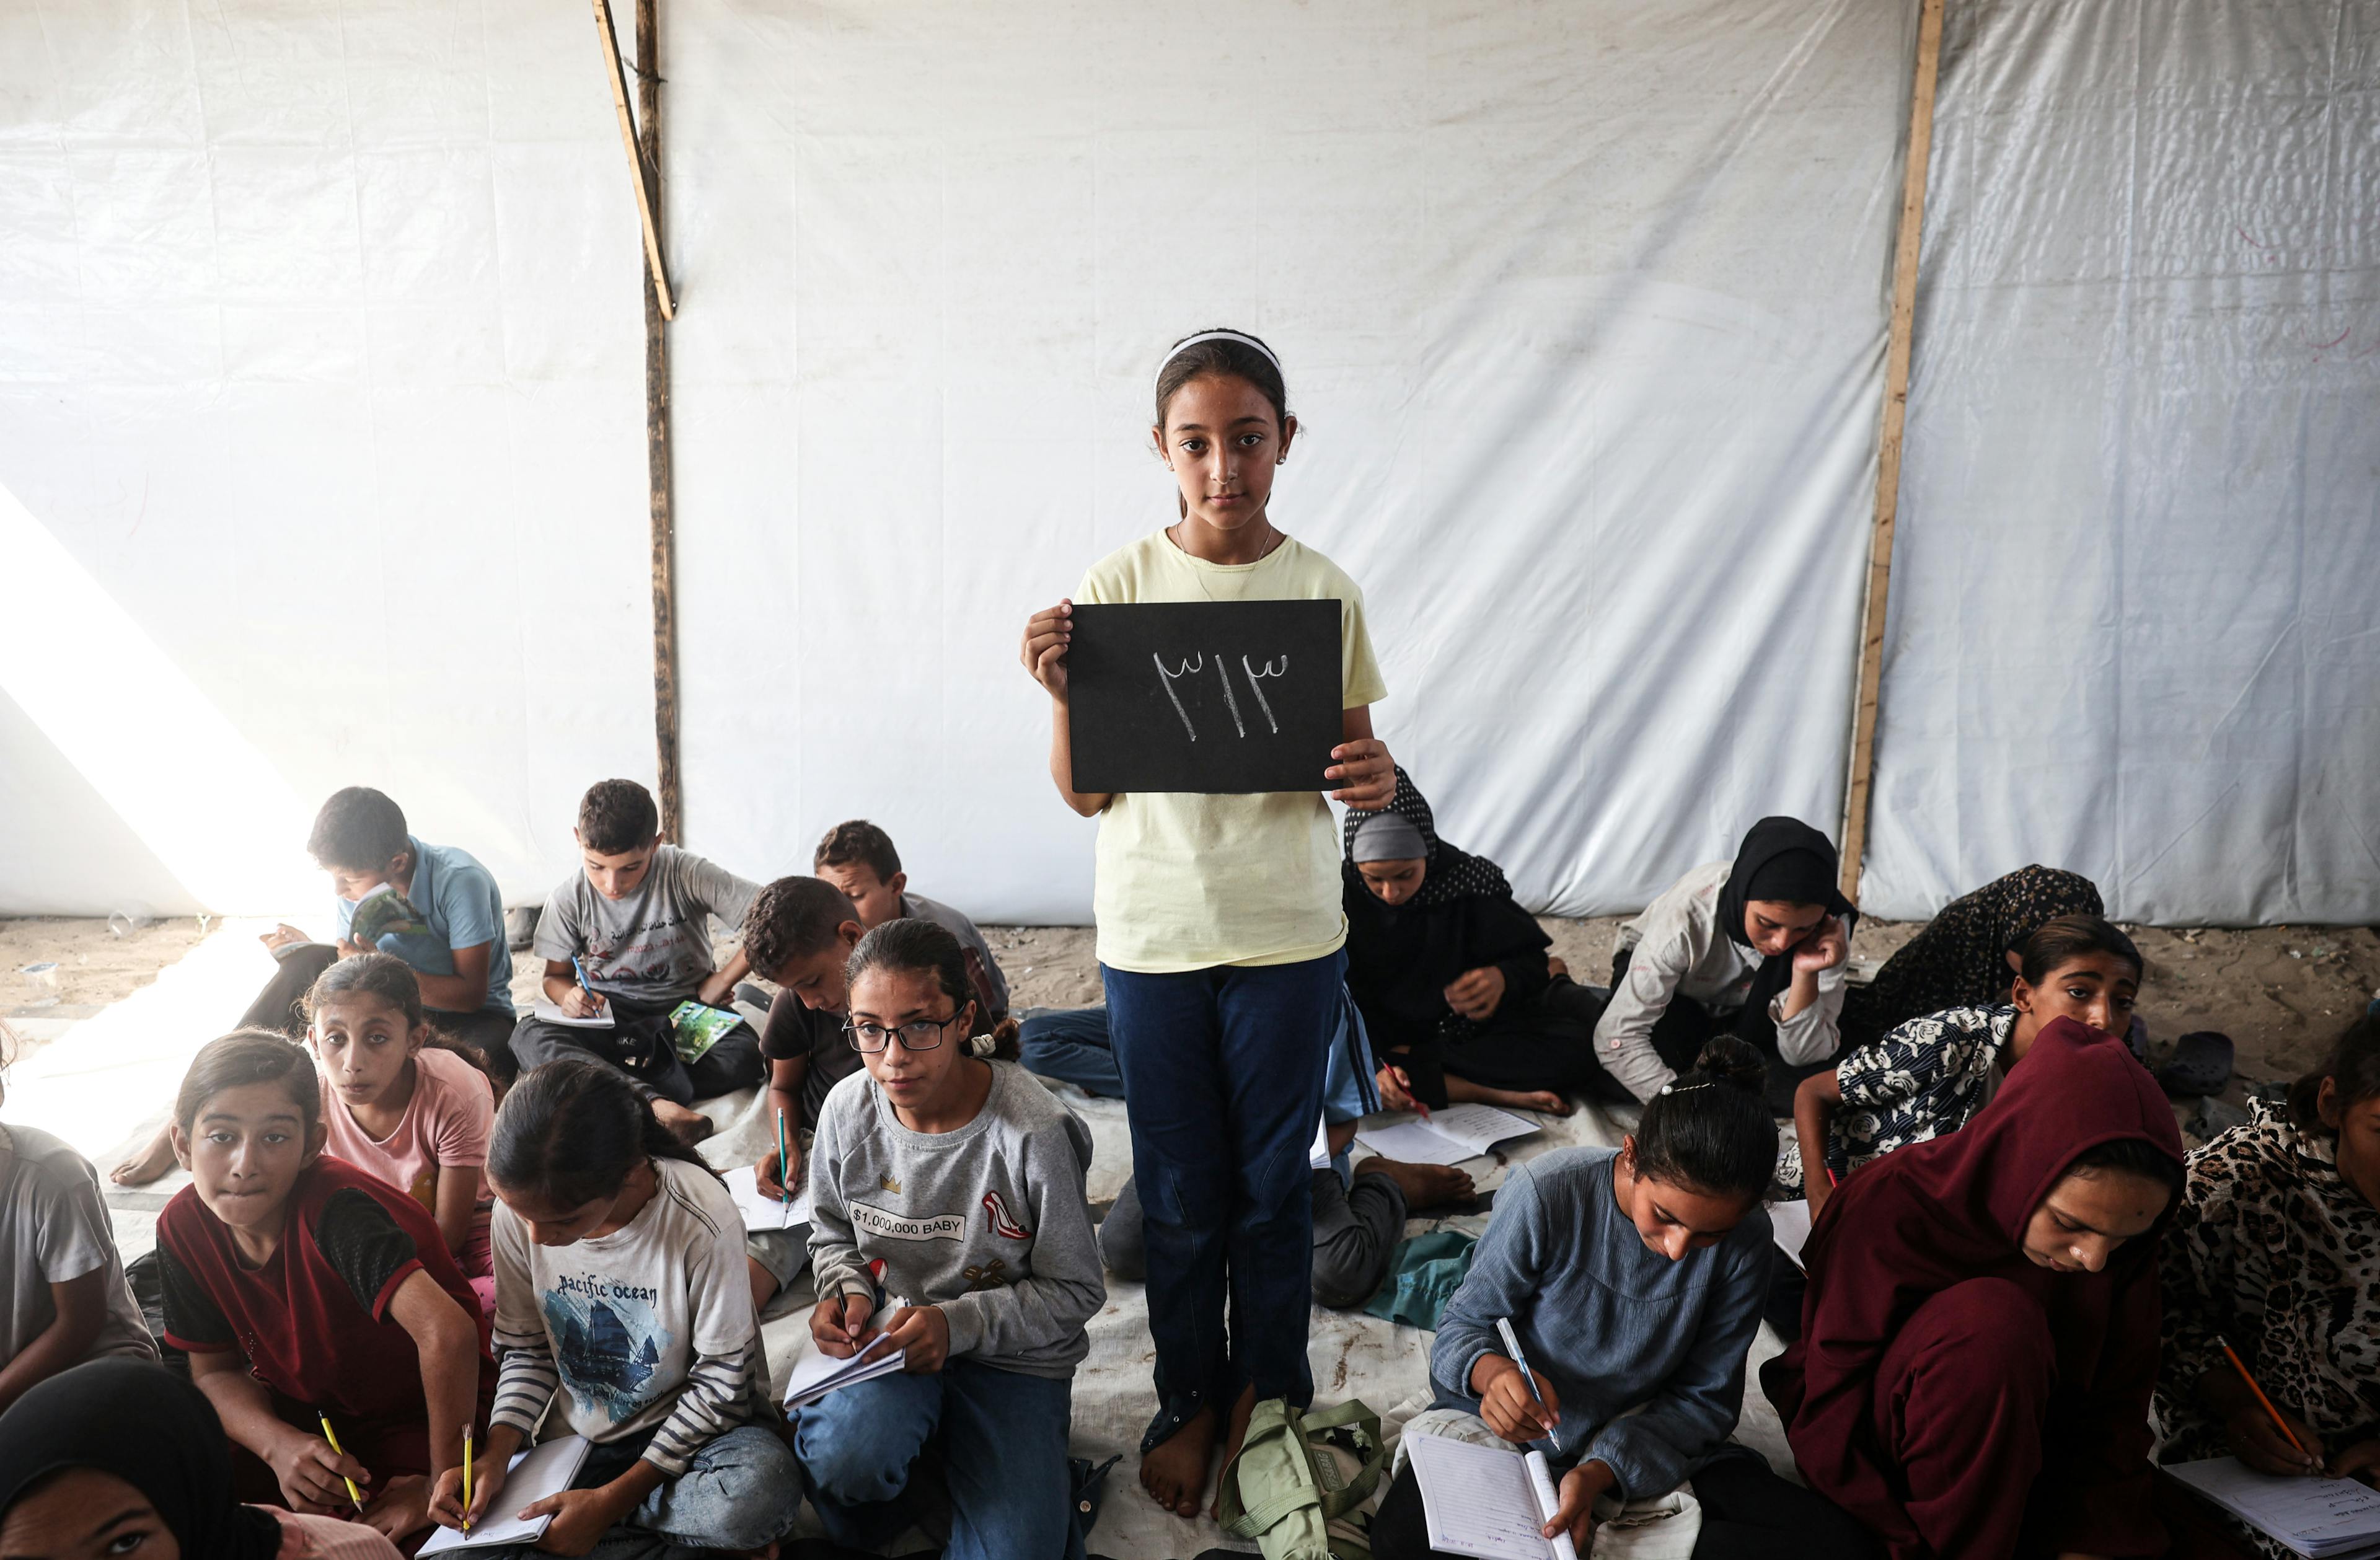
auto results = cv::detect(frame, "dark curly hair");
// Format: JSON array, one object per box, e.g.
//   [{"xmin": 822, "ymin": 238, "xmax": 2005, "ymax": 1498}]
[
  {"xmin": 845, "ymin": 918, "xmax": 1021, "ymax": 1060},
  {"xmin": 814, "ymin": 819, "xmax": 901, "ymax": 884},
  {"xmin": 576, "ymin": 778, "xmax": 659, "ymax": 855},
  {"xmin": 742, "ymin": 876, "xmax": 860, "ymax": 981}
]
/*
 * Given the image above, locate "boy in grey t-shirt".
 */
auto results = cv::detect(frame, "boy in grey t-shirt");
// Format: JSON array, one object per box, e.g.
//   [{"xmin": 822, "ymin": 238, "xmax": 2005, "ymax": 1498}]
[
  {"xmin": 510, "ymin": 780, "xmax": 765, "ymax": 1141},
  {"xmin": 1, "ymin": 1110, "xmax": 158, "ymax": 1412}
]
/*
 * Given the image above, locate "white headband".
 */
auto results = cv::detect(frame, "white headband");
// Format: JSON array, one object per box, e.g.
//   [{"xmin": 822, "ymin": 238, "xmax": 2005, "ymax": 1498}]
[{"xmin": 1157, "ymin": 330, "xmax": 1282, "ymax": 387}]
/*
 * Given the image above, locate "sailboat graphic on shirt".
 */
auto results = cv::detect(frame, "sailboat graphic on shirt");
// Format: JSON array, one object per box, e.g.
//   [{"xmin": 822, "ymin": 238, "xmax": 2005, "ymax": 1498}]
[{"xmin": 543, "ymin": 1286, "xmax": 674, "ymax": 1424}]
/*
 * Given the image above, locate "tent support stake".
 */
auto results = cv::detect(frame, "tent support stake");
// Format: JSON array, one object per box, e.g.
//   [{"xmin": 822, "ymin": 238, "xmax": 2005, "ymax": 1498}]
[{"xmin": 1841, "ymin": 0, "xmax": 1946, "ymax": 902}]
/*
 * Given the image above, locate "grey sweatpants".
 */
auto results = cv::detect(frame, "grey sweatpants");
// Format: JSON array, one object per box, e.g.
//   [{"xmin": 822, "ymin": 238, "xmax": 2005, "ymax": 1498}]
[{"xmin": 1100, "ymin": 1165, "xmax": 1409, "ymax": 1310}]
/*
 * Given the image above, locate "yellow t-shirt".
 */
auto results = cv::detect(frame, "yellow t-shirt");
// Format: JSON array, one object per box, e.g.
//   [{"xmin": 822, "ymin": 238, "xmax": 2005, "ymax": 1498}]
[{"xmin": 1077, "ymin": 530, "xmax": 1388, "ymax": 974}]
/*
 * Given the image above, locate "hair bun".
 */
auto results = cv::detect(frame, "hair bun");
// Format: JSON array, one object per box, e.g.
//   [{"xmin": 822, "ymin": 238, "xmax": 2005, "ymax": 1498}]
[{"xmin": 1688, "ymin": 1035, "xmax": 1768, "ymax": 1096}]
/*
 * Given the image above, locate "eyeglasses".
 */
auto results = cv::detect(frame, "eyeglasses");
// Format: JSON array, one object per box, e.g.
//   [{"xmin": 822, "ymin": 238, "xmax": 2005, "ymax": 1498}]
[{"xmin": 844, "ymin": 1013, "xmax": 968, "ymax": 1054}]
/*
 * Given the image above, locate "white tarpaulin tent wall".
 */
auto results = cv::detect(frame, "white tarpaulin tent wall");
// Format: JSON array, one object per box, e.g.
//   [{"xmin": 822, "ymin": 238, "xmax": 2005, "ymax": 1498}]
[{"xmin": 1, "ymin": 0, "xmax": 2372, "ymax": 928}]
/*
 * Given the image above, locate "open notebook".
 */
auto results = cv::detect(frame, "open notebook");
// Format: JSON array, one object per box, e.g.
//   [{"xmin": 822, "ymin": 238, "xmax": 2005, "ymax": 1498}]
[
  {"xmin": 418, "ymin": 1435, "xmax": 592, "ymax": 1554},
  {"xmin": 529, "ymin": 997, "xmax": 613, "ymax": 1029},
  {"xmin": 1357, "ymin": 1104, "xmax": 1539, "ymax": 1166},
  {"xmin": 2167, "ymin": 1458, "xmax": 2380, "ymax": 1559},
  {"xmin": 723, "ymin": 1164, "xmax": 815, "ymax": 1230},
  {"xmin": 1406, "ymin": 1432, "xmax": 1580, "ymax": 1560},
  {"xmin": 783, "ymin": 1334, "xmax": 907, "ymax": 1411}
]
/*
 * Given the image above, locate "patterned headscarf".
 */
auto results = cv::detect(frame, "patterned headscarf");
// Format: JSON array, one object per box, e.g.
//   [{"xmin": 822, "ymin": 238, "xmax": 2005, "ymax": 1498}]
[{"xmin": 1341, "ymin": 767, "xmax": 1511, "ymax": 907}]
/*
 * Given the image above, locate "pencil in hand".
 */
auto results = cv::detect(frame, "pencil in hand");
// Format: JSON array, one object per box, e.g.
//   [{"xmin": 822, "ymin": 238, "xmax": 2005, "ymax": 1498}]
[
  {"xmin": 2220, "ymin": 1334, "xmax": 2313, "ymax": 1465},
  {"xmin": 316, "ymin": 1412, "xmax": 366, "ymax": 1513}
]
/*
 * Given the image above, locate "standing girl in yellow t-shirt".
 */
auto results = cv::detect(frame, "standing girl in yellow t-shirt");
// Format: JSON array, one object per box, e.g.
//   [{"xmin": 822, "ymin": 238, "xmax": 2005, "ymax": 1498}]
[{"xmin": 1020, "ymin": 328, "xmax": 1397, "ymax": 1518}]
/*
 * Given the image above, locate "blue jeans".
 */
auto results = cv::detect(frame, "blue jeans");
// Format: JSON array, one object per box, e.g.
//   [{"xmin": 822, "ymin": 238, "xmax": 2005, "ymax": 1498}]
[
  {"xmin": 792, "ymin": 1360, "xmax": 1085, "ymax": 1560},
  {"xmin": 475, "ymin": 1424, "xmax": 802, "ymax": 1559},
  {"xmin": 1101, "ymin": 952, "xmax": 1341, "ymax": 1447},
  {"xmin": 1018, "ymin": 1007, "xmax": 1126, "ymax": 1096}
]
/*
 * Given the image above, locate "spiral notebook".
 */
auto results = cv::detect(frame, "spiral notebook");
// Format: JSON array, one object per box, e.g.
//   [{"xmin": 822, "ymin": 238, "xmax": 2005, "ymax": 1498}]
[{"xmin": 1406, "ymin": 1432, "xmax": 1580, "ymax": 1560}]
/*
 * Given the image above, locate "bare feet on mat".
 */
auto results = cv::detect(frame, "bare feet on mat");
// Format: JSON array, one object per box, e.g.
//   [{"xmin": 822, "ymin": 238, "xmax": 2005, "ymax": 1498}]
[
  {"xmin": 651, "ymin": 1099, "xmax": 712, "ymax": 1146},
  {"xmin": 1355, "ymin": 1157, "xmax": 1475, "ymax": 1212},
  {"xmin": 1449, "ymin": 1081, "xmax": 1574, "ymax": 1117},
  {"xmin": 110, "ymin": 1124, "xmax": 177, "ymax": 1186},
  {"xmin": 1210, "ymin": 1383, "xmax": 1261, "ymax": 1522},
  {"xmin": 1140, "ymin": 1402, "xmax": 1220, "ymax": 1519}
]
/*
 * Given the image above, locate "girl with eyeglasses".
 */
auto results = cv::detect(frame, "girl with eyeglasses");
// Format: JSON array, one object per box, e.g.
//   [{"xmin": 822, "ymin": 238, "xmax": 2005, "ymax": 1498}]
[{"xmin": 793, "ymin": 919, "xmax": 1104, "ymax": 1560}]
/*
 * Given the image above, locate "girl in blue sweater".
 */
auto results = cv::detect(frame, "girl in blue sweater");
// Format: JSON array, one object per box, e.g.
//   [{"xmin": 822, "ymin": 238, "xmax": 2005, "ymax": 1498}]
[{"xmin": 1375, "ymin": 1038, "xmax": 1877, "ymax": 1560}]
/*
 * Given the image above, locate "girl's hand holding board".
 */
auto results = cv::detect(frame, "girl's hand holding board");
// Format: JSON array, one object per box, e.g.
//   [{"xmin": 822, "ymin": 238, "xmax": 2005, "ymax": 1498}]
[
  {"xmin": 1326, "ymin": 732, "xmax": 1396, "ymax": 808},
  {"xmin": 1020, "ymin": 599, "xmax": 1075, "ymax": 698}
]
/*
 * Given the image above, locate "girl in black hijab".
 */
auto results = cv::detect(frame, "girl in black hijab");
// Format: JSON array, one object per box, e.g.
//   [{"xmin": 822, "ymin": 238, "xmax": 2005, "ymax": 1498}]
[
  {"xmin": 1595, "ymin": 816, "xmax": 1858, "ymax": 1113},
  {"xmin": 0, "ymin": 1357, "xmax": 399, "ymax": 1560},
  {"xmin": 1342, "ymin": 769, "xmax": 1623, "ymax": 1113}
]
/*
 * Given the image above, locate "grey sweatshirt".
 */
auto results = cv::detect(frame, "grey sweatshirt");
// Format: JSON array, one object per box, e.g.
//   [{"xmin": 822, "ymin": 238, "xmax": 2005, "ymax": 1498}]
[{"xmin": 807, "ymin": 1060, "xmax": 1104, "ymax": 1378}]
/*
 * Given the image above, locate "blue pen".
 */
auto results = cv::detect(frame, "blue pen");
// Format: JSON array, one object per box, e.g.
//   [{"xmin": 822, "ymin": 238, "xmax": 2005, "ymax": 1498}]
[
  {"xmin": 1497, "ymin": 1316, "xmax": 1564, "ymax": 1453},
  {"xmin": 570, "ymin": 955, "xmax": 602, "ymax": 1012}
]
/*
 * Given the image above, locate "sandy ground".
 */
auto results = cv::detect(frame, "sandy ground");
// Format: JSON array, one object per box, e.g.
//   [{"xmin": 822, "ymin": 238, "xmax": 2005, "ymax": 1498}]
[{"xmin": 4, "ymin": 912, "xmax": 2375, "ymax": 1096}]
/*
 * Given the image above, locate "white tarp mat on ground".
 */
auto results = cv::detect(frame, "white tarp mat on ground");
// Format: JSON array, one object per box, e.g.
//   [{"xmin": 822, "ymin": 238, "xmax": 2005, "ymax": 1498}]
[
  {"xmin": 1861, "ymin": 0, "xmax": 2380, "ymax": 925},
  {"xmin": 4, "ymin": 0, "xmax": 2374, "ymax": 927}
]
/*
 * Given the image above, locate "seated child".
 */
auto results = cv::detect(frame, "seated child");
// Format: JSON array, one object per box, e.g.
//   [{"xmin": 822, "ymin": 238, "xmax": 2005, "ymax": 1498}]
[
  {"xmin": 0, "ymin": 1358, "xmax": 405, "ymax": 1560},
  {"xmin": 154, "ymin": 1031, "xmax": 493, "ymax": 1546},
  {"xmin": 1374, "ymin": 1038, "xmax": 1871, "ymax": 1560},
  {"xmin": 0, "ymin": 1020, "xmax": 156, "ymax": 1417},
  {"xmin": 2154, "ymin": 1013, "xmax": 2380, "ymax": 1557},
  {"xmin": 1344, "ymin": 767, "xmax": 1613, "ymax": 1114},
  {"xmin": 813, "ymin": 819, "xmax": 1010, "ymax": 1021},
  {"xmin": 1781, "ymin": 914, "xmax": 2143, "ymax": 1209},
  {"xmin": 1098, "ymin": 987, "xmax": 1474, "ymax": 1310},
  {"xmin": 1762, "ymin": 1018, "xmax": 2184, "ymax": 1560},
  {"xmin": 116, "ymin": 786, "xmax": 517, "ymax": 1184},
  {"xmin": 511, "ymin": 778, "xmax": 764, "ymax": 1144},
  {"xmin": 739, "ymin": 876, "xmax": 868, "ymax": 1309},
  {"xmin": 1594, "ymin": 816, "xmax": 1853, "ymax": 1109},
  {"xmin": 1838, "ymin": 864, "xmax": 2104, "ymax": 1048},
  {"xmin": 303, "ymin": 954, "xmax": 500, "ymax": 1315},
  {"xmin": 794, "ymin": 920, "xmax": 1104, "ymax": 1560},
  {"xmin": 429, "ymin": 1060, "xmax": 801, "ymax": 1556}
]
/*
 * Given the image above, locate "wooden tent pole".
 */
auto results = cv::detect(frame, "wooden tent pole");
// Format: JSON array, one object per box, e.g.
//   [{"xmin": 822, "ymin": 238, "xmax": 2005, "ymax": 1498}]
[
  {"xmin": 1840, "ymin": 0, "xmax": 1946, "ymax": 902},
  {"xmin": 593, "ymin": 0, "xmax": 676, "ymax": 319},
  {"xmin": 633, "ymin": 0, "xmax": 681, "ymax": 843}
]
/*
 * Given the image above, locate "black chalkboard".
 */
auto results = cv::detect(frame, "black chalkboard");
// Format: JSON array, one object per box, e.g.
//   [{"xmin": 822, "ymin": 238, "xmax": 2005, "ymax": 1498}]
[{"xmin": 1067, "ymin": 600, "xmax": 1342, "ymax": 794}]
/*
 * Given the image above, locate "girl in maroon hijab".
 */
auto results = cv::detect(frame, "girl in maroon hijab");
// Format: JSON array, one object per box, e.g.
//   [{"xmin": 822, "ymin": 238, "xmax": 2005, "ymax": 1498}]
[{"xmin": 1761, "ymin": 1016, "xmax": 2184, "ymax": 1560}]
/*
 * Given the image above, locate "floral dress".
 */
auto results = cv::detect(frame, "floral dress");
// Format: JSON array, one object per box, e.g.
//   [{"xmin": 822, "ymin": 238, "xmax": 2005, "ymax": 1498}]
[
  {"xmin": 2156, "ymin": 1101, "xmax": 2380, "ymax": 1557},
  {"xmin": 1774, "ymin": 1005, "xmax": 2012, "ymax": 1198}
]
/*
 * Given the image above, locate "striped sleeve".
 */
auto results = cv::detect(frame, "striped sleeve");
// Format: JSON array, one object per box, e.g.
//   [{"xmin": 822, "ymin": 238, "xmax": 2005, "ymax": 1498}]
[
  {"xmin": 487, "ymin": 1207, "xmax": 558, "ymax": 1436},
  {"xmin": 640, "ymin": 1346, "xmax": 760, "ymax": 1477}
]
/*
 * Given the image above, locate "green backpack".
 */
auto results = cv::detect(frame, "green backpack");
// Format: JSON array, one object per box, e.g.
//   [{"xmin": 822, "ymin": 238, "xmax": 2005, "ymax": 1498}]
[{"xmin": 1216, "ymin": 1398, "xmax": 1390, "ymax": 1560}]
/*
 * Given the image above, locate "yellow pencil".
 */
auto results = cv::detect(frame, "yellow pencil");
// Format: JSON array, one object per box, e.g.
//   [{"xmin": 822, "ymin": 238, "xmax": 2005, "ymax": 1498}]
[
  {"xmin": 316, "ymin": 1412, "xmax": 365, "ymax": 1512},
  {"xmin": 462, "ymin": 1429, "xmax": 474, "ymax": 1531}
]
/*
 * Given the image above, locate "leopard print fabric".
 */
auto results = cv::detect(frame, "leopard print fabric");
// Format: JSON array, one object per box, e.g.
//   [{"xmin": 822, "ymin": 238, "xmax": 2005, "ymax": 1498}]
[{"xmin": 2156, "ymin": 1101, "xmax": 2380, "ymax": 1556}]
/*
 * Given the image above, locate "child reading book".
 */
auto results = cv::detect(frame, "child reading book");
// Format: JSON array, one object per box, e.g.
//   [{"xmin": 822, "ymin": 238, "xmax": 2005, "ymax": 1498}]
[
  {"xmin": 154, "ymin": 1032, "xmax": 493, "ymax": 1546},
  {"xmin": 793, "ymin": 919, "xmax": 1104, "ymax": 1558}
]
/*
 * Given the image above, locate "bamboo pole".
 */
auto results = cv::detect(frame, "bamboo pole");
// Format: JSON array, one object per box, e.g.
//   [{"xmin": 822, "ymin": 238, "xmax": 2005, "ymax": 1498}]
[
  {"xmin": 624, "ymin": 0, "xmax": 681, "ymax": 842},
  {"xmin": 593, "ymin": 0, "xmax": 675, "ymax": 320},
  {"xmin": 1840, "ymin": 0, "xmax": 1946, "ymax": 902}
]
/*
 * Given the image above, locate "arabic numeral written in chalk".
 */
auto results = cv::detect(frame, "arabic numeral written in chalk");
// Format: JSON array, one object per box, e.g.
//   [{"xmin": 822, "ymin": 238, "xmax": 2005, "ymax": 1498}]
[{"xmin": 1153, "ymin": 651, "xmax": 1290, "ymax": 741}]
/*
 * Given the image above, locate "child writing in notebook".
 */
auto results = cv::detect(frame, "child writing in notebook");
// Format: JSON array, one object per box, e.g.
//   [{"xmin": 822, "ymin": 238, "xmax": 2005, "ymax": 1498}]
[
  {"xmin": 794, "ymin": 919, "xmax": 1104, "ymax": 1559},
  {"xmin": 1018, "ymin": 327, "xmax": 1397, "ymax": 1515},
  {"xmin": 812, "ymin": 820, "xmax": 1011, "ymax": 1021},
  {"xmin": 303, "ymin": 954, "xmax": 500, "ymax": 1314},
  {"xmin": 1375, "ymin": 1038, "xmax": 1873, "ymax": 1560},
  {"xmin": 428, "ymin": 1059, "xmax": 800, "ymax": 1554},
  {"xmin": 152, "ymin": 1032, "xmax": 493, "ymax": 1546},
  {"xmin": 0, "ymin": 1020, "xmax": 156, "ymax": 1417}
]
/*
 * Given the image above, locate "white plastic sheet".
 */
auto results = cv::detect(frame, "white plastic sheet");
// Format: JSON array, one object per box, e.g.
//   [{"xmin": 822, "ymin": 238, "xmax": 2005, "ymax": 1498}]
[{"xmin": 1863, "ymin": 0, "xmax": 2380, "ymax": 925}]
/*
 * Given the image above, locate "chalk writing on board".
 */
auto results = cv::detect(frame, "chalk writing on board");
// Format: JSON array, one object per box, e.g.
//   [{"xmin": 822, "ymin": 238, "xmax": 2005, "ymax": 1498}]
[{"xmin": 1153, "ymin": 652, "xmax": 1292, "ymax": 743}]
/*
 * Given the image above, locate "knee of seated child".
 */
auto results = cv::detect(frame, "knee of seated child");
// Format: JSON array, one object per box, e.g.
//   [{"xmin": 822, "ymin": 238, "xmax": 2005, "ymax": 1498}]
[
  {"xmin": 690, "ymin": 1427, "xmax": 806, "ymax": 1548},
  {"xmin": 795, "ymin": 1407, "xmax": 928, "ymax": 1504},
  {"xmin": 1097, "ymin": 1213, "xmax": 1147, "ymax": 1283},
  {"xmin": 1310, "ymin": 1241, "xmax": 1386, "ymax": 1311}
]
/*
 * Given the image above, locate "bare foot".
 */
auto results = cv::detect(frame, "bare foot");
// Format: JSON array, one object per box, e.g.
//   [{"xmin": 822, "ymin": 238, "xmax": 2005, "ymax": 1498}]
[
  {"xmin": 1447, "ymin": 1078, "xmax": 1576, "ymax": 1117},
  {"xmin": 111, "ymin": 1126, "xmax": 177, "ymax": 1186},
  {"xmin": 1511, "ymin": 1089, "xmax": 1574, "ymax": 1117},
  {"xmin": 1354, "ymin": 1156, "xmax": 1475, "ymax": 1212},
  {"xmin": 651, "ymin": 1099, "xmax": 712, "ymax": 1145},
  {"xmin": 1140, "ymin": 1403, "xmax": 1220, "ymax": 1518},
  {"xmin": 1210, "ymin": 1384, "xmax": 1260, "ymax": 1522}
]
